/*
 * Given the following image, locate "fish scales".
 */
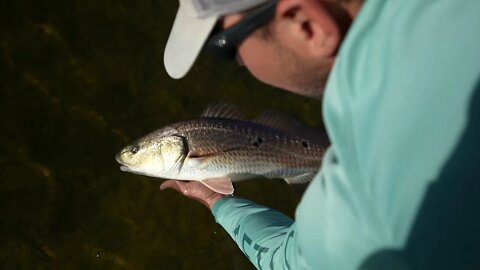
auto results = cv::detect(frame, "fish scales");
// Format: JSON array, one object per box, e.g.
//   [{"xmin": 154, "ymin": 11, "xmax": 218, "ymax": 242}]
[{"xmin": 171, "ymin": 118, "xmax": 323, "ymax": 179}]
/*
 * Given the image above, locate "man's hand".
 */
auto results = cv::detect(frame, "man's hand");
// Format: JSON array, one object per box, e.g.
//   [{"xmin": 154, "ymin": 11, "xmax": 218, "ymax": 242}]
[{"xmin": 159, "ymin": 180, "xmax": 226, "ymax": 210}]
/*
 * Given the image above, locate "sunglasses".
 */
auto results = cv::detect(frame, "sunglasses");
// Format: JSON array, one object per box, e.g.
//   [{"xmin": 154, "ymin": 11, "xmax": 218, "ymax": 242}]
[{"xmin": 204, "ymin": 0, "xmax": 278, "ymax": 61}]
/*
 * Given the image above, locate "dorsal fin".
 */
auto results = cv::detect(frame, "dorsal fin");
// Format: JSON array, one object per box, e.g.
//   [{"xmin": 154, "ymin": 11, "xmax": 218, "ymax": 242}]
[
  {"xmin": 200, "ymin": 101, "xmax": 244, "ymax": 120},
  {"xmin": 253, "ymin": 110, "xmax": 299, "ymax": 131},
  {"xmin": 254, "ymin": 110, "xmax": 328, "ymax": 144}
]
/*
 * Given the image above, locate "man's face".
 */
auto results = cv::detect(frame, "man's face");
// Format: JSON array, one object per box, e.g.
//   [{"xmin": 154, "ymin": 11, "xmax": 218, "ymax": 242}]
[{"xmin": 222, "ymin": 13, "xmax": 334, "ymax": 100}]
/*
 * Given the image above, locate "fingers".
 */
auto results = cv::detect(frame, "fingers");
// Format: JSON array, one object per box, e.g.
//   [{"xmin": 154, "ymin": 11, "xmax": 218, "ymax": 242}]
[
  {"xmin": 159, "ymin": 179, "xmax": 226, "ymax": 210},
  {"xmin": 160, "ymin": 180, "xmax": 214, "ymax": 198},
  {"xmin": 160, "ymin": 179, "xmax": 189, "ymax": 195},
  {"xmin": 160, "ymin": 180, "xmax": 198, "ymax": 197},
  {"xmin": 160, "ymin": 180, "xmax": 207, "ymax": 208},
  {"xmin": 159, "ymin": 179, "xmax": 179, "ymax": 191}
]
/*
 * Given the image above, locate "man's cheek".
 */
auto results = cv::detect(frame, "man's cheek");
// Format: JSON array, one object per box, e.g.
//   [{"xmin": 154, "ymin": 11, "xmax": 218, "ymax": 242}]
[{"xmin": 241, "ymin": 52, "xmax": 278, "ymax": 86}]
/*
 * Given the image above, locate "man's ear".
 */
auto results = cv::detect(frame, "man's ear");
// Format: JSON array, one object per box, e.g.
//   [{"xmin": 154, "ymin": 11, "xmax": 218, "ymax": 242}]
[{"xmin": 276, "ymin": 0, "xmax": 349, "ymax": 58}]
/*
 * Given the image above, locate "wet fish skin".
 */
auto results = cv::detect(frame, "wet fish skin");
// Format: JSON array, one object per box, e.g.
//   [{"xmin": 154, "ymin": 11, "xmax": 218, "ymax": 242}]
[{"xmin": 116, "ymin": 103, "xmax": 328, "ymax": 194}]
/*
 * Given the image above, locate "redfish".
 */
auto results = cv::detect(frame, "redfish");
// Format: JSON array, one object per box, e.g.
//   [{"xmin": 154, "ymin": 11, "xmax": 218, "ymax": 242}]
[{"xmin": 116, "ymin": 102, "xmax": 328, "ymax": 194}]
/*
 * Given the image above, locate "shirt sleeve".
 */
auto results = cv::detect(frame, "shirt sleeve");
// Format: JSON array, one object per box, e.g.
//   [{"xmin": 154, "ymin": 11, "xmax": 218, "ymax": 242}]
[{"xmin": 212, "ymin": 196, "xmax": 301, "ymax": 270}]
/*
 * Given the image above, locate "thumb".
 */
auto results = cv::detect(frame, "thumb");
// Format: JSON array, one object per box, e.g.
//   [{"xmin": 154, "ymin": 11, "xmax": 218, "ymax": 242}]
[{"xmin": 160, "ymin": 180, "xmax": 186, "ymax": 193}]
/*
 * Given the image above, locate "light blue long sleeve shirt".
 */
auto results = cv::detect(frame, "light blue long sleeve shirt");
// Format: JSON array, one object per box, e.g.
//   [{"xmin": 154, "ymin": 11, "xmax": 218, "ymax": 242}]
[{"xmin": 213, "ymin": 0, "xmax": 480, "ymax": 269}]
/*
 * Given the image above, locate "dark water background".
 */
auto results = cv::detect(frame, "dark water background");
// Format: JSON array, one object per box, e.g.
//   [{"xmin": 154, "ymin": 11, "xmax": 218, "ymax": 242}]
[{"xmin": 0, "ymin": 1, "xmax": 323, "ymax": 269}]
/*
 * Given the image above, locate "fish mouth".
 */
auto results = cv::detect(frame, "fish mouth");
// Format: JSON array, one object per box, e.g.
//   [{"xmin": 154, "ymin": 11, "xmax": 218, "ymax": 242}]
[
  {"xmin": 115, "ymin": 152, "xmax": 133, "ymax": 172},
  {"xmin": 115, "ymin": 152, "xmax": 122, "ymax": 162},
  {"xmin": 120, "ymin": 165, "xmax": 132, "ymax": 172},
  {"xmin": 115, "ymin": 150, "xmax": 131, "ymax": 164}
]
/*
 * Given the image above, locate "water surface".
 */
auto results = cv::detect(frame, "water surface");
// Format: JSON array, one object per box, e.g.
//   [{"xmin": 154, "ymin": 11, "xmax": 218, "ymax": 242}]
[{"xmin": 0, "ymin": 1, "xmax": 323, "ymax": 269}]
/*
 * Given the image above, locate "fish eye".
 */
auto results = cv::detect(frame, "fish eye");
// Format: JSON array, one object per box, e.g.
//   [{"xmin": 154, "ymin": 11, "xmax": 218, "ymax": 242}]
[{"xmin": 130, "ymin": 145, "xmax": 139, "ymax": 154}]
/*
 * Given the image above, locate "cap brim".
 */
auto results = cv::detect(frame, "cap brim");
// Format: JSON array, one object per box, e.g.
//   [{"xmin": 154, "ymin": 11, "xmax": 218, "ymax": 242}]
[{"xmin": 164, "ymin": 7, "xmax": 218, "ymax": 79}]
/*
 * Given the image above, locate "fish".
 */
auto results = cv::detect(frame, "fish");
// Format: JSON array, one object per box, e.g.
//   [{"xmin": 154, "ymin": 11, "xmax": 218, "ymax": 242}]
[{"xmin": 115, "ymin": 102, "xmax": 328, "ymax": 195}]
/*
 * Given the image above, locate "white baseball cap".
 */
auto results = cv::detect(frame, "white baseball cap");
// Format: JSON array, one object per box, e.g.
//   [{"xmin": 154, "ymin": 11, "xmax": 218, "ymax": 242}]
[{"xmin": 164, "ymin": 0, "xmax": 269, "ymax": 79}]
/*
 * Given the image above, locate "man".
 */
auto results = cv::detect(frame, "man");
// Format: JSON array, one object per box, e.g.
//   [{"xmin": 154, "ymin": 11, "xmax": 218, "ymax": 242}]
[{"xmin": 161, "ymin": 0, "xmax": 480, "ymax": 269}]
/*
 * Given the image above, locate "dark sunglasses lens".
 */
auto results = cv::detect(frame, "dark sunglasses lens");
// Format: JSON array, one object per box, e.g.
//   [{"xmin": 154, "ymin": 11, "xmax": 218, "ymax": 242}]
[
  {"xmin": 204, "ymin": 1, "xmax": 277, "ymax": 62},
  {"xmin": 205, "ymin": 35, "xmax": 237, "ymax": 61}
]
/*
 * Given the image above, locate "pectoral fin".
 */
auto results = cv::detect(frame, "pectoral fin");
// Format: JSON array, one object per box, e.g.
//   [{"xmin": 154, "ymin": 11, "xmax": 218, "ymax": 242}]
[
  {"xmin": 200, "ymin": 176, "xmax": 234, "ymax": 195},
  {"xmin": 184, "ymin": 156, "xmax": 210, "ymax": 168},
  {"xmin": 200, "ymin": 101, "xmax": 245, "ymax": 120}
]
